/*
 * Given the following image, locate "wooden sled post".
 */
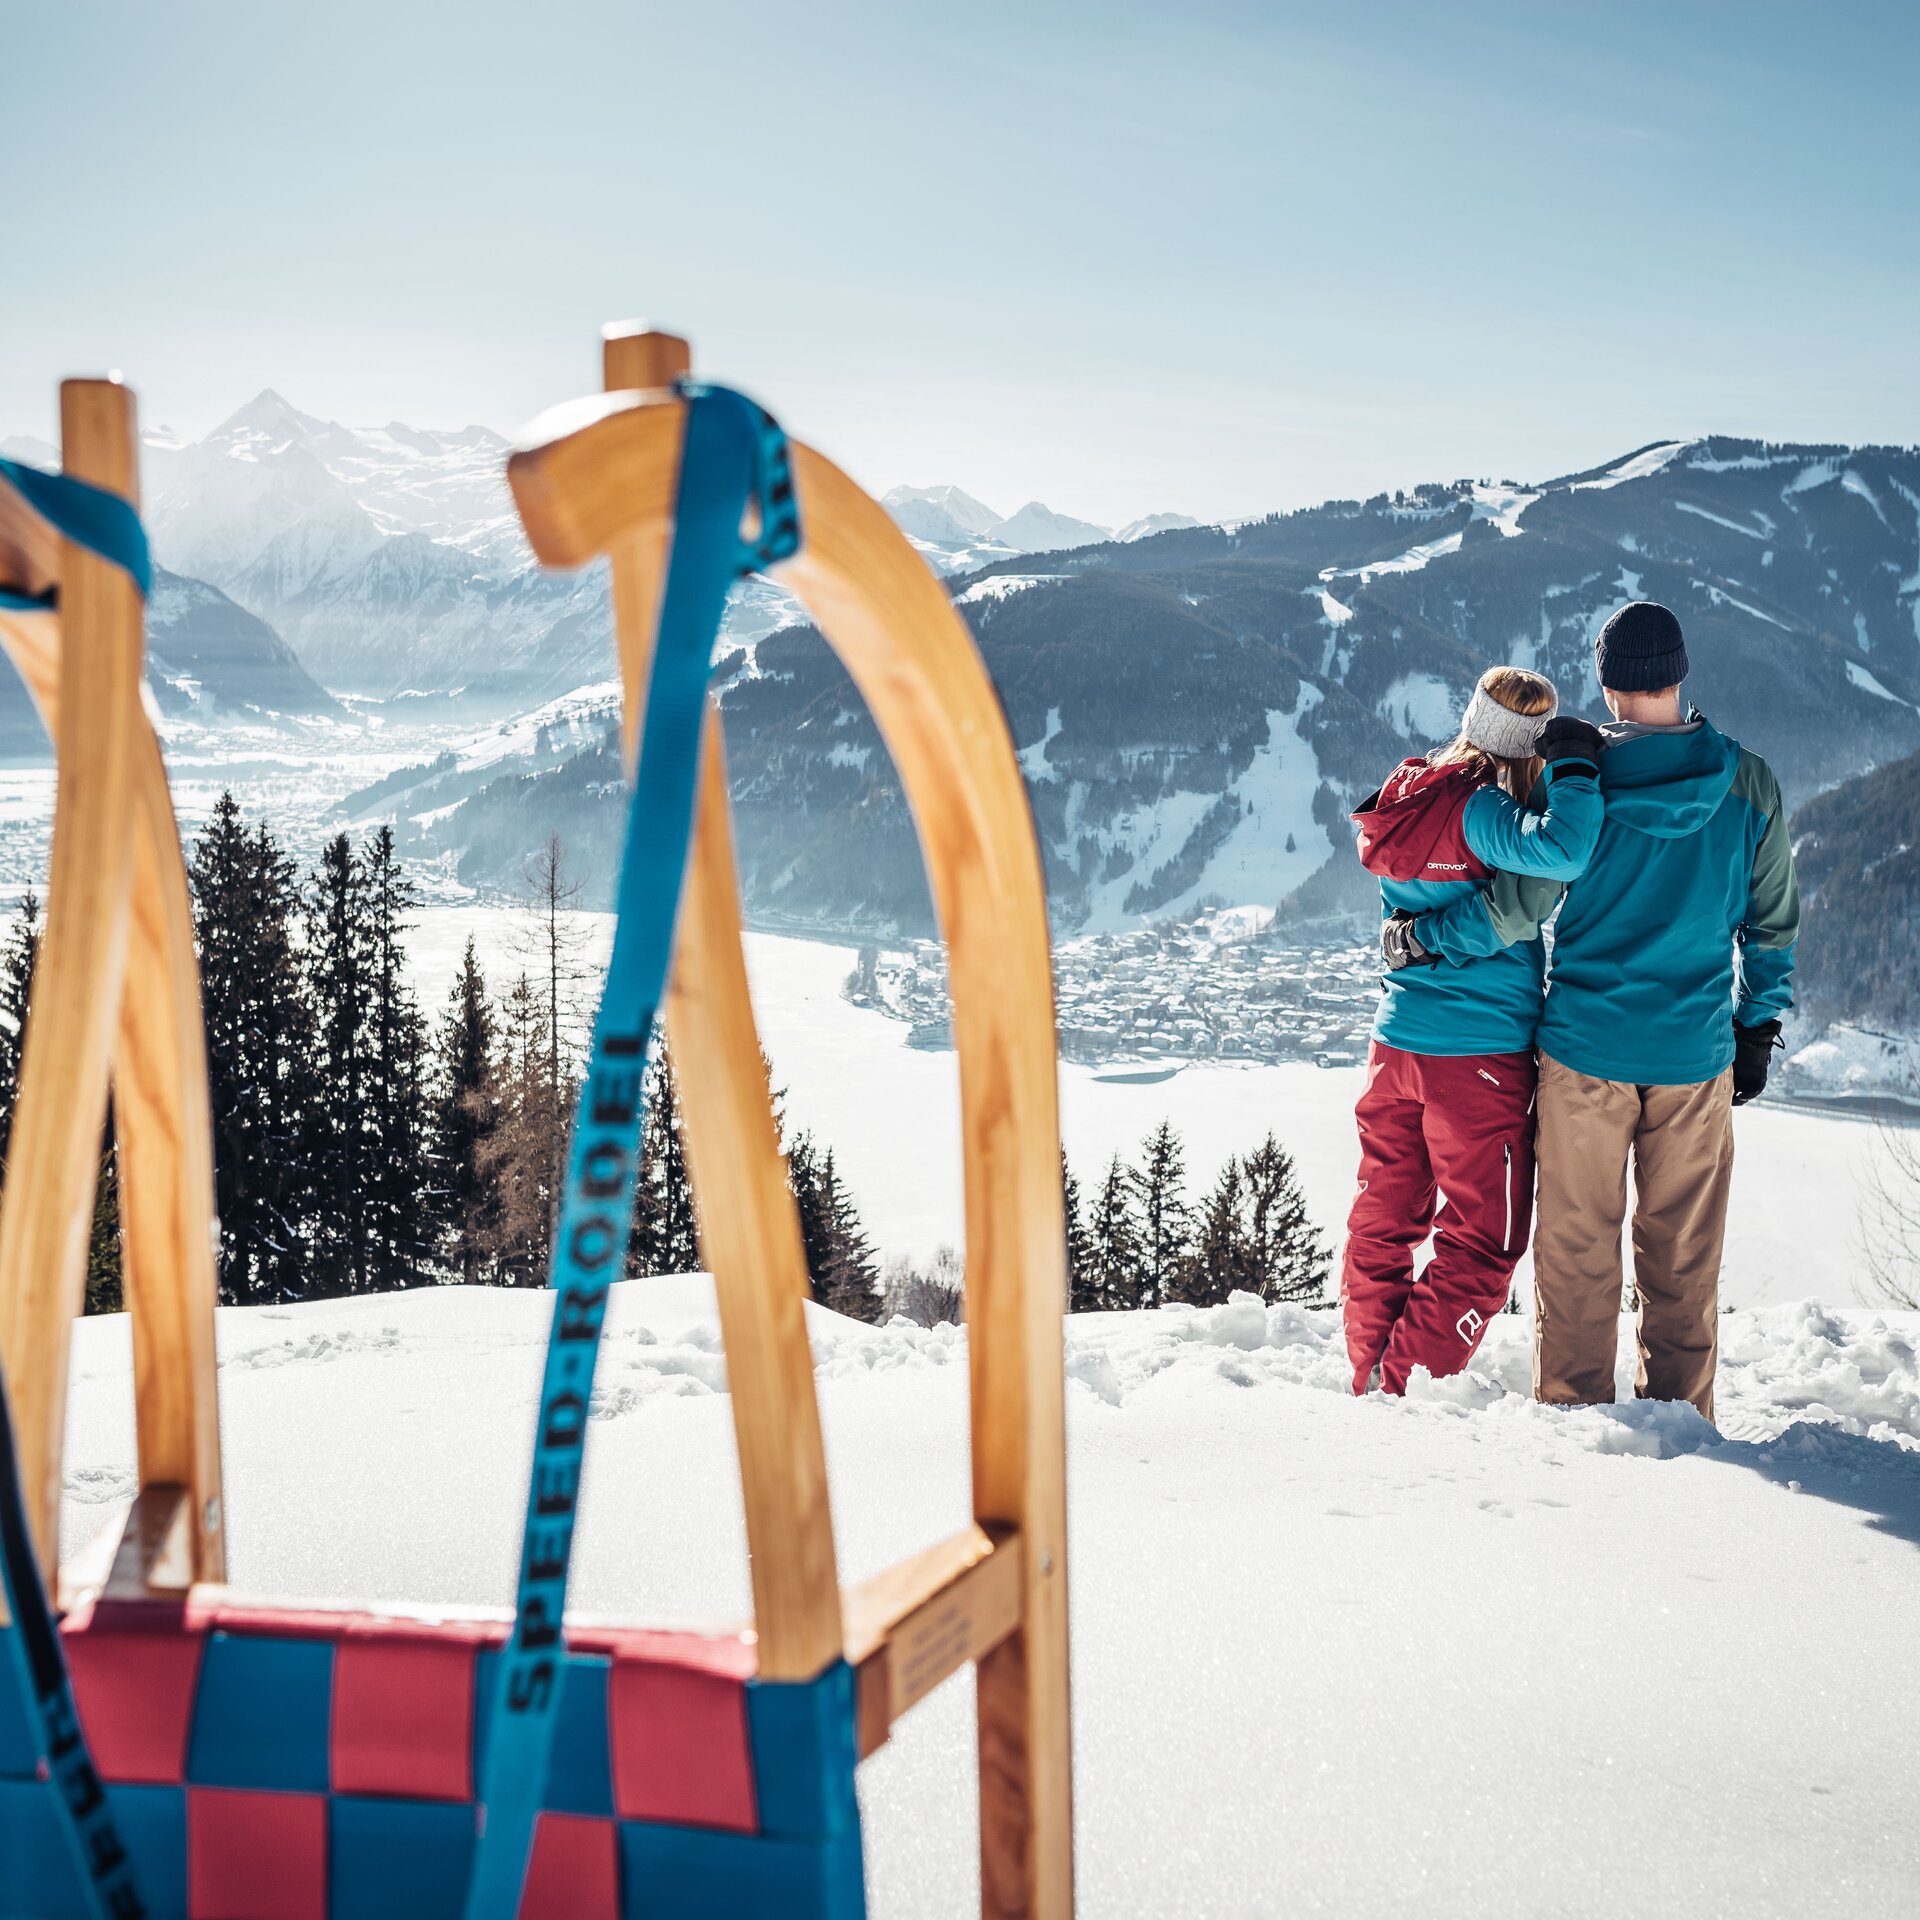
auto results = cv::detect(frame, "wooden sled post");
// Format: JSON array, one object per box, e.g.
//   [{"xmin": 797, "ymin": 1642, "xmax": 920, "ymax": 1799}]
[
  {"xmin": 603, "ymin": 321, "xmax": 844, "ymax": 1682},
  {"xmin": 508, "ymin": 365, "xmax": 1075, "ymax": 1917},
  {"xmin": 0, "ymin": 377, "xmax": 226, "ymax": 1595}
]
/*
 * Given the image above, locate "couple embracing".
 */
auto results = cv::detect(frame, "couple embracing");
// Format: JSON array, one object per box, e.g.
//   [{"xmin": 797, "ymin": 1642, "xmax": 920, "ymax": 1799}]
[{"xmin": 1340, "ymin": 602, "xmax": 1800, "ymax": 1420}]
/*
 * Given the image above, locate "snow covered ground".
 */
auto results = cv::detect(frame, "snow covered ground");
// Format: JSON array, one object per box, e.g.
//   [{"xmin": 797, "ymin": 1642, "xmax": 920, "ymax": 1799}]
[
  {"xmin": 59, "ymin": 1280, "xmax": 1920, "ymax": 1917},
  {"xmin": 406, "ymin": 911, "xmax": 1905, "ymax": 1310}
]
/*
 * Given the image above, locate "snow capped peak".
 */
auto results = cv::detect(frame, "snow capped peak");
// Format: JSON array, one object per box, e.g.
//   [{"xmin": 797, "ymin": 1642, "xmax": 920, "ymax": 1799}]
[
  {"xmin": 883, "ymin": 483, "xmax": 1003, "ymax": 538},
  {"xmin": 993, "ymin": 501, "xmax": 1111, "ymax": 553},
  {"xmin": 1116, "ymin": 512, "xmax": 1201, "ymax": 543}
]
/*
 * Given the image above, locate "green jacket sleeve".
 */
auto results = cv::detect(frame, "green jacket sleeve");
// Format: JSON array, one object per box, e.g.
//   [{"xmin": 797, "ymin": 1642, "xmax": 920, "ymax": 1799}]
[
  {"xmin": 1735, "ymin": 753, "xmax": 1799, "ymax": 1026},
  {"xmin": 1416, "ymin": 870, "xmax": 1564, "ymax": 963}
]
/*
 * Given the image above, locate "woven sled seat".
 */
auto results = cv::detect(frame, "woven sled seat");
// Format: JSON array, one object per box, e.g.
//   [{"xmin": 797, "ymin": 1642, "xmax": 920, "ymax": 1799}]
[{"xmin": 1, "ymin": 1598, "xmax": 858, "ymax": 1918}]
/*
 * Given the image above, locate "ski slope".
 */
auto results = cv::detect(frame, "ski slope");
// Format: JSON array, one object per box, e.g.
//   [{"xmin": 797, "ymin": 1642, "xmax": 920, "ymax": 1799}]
[{"xmin": 59, "ymin": 1280, "xmax": 1920, "ymax": 1917}]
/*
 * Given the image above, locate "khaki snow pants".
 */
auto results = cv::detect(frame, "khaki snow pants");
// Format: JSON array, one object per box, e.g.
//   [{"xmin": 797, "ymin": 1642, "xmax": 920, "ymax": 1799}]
[{"xmin": 1532, "ymin": 1054, "xmax": 1734, "ymax": 1421}]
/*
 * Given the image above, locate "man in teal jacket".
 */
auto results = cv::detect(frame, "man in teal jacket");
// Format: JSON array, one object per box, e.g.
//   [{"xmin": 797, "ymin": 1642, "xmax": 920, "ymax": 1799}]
[{"xmin": 1533, "ymin": 604, "xmax": 1796, "ymax": 1419}]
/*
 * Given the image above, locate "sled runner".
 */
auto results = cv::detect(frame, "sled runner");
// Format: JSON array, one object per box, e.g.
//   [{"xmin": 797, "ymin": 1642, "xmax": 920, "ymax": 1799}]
[{"xmin": 0, "ymin": 345, "xmax": 1072, "ymax": 1920}]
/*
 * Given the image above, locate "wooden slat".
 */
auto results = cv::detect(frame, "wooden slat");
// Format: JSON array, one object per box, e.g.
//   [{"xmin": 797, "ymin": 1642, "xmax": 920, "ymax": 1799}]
[
  {"xmin": 598, "ymin": 335, "xmax": 842, "ymax": 1682},
  {"xmin": 0, "ymin": 437, "xmax": 228, "ymax": 1590},
  {"xmin": 0, "ymin": 379, "xmax": 145, "ymax": 1577},
  {"xmin": 509, "ymin": 396, "xmax": 1075, "ymax": 1916},
  {"xmin": 116, "ymin": 724, "xmax": 227, "ymax": 1582},
  {"xmin": 846, "ymin": 1525, "xmax": 1022, "ymax": 1758},
  {"xmin": 100, "ymin": 1482, "xmax": 195, "ymax": 1600}
]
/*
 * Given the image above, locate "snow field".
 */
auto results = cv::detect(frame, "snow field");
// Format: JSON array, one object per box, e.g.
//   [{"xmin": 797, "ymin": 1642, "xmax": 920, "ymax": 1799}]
[
  {"xmin": 58, "ymin": 1279, "xmax": 1920, "ymax": 1917},
  {"xmin": 397, "ymin": 916, "xmax": 1905, "ymax": 1311}
]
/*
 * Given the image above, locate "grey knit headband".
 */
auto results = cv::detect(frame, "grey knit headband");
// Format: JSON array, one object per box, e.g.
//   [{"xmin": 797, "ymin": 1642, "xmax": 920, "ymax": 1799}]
[{"xmin": 1460, "ymin": 683, "xmax": 1556, "ymax": 759}]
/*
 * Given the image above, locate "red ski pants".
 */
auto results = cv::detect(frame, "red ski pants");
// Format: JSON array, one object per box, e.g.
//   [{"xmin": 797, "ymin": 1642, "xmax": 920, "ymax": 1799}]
[{"xmin": 1341, "ymin": 1041, "xmax": 1536, "ymax": 1395}]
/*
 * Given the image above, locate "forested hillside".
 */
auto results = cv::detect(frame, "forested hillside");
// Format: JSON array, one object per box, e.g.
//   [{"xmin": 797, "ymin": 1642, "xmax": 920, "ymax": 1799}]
[
  {"xmin": 422, "ymin": 436, "xmax": 1920, "ymax": 935},
  {"xmin": 1791, "ymin": 748, "xmax": 1920, "ymax": 1028}
]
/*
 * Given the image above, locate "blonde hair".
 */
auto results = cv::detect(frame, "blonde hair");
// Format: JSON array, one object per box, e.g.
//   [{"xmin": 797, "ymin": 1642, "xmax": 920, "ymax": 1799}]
[{"xmin": 1429, "ymin": 665, "xmax": 1555, "ymax": 799}]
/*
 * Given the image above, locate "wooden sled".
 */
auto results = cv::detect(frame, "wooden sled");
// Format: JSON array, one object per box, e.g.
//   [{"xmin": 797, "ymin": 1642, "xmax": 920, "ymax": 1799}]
[
  {"xmin": 0, "ymin": 348, "xmax": 1072, "ymax": 1918},
  {"xmin": 0, "ymin": 377, "xmax": 226, "ymax": 1602}
]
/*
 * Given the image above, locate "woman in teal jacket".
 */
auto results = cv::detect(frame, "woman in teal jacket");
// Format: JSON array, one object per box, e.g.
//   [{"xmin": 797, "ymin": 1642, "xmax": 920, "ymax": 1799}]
[{"xmin": 1341, "ymin": 666, "xmax": 1603, "ymax": 1393}]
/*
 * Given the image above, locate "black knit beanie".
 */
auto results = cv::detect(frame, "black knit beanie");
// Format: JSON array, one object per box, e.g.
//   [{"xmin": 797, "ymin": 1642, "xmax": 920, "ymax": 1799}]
[{"xmin": 1595, "ymin": 601, "xmax": 1688, "ymax": 693}]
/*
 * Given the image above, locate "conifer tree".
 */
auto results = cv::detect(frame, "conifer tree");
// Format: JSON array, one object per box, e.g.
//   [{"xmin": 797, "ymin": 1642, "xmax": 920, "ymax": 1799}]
[
  {"xmin": 1063, "ymin": 1151, "xmax": 1100, "ymax": 1313},
  {"xmin": 483, "ymin": 972, "xmax": 562, "ymax": 1284},
  {"xmin": 362, "ymin": 826, "xmax": 432, "ymax": 1289},
  {"xmin": 432, "ymin": 939, "xmax": 501, "ymax": 1284},
  {"xmin": 816, "ymin": 1149, "xmax": 881, "ymax": 1322},
  {"xmin": 632, "ymin": 1045, "xmax": 700, "ymax": 1275},
  {"xmin": 1183, "ymin": 1154, "xmax": 1257, "ymax": 1306},
  {"xmin": 1130, "ymin": 1120, "xmax": 1193, "ymax": 1308},
  {"xmin": 1240, "ymin": 1132, "xmax": 1330, "ymax": 1302},
  {"xmin": 190, "ymin": 796, "xmax": 316, "ymax": 1303},
  {"xmin": 85, "ymin": 1113, "xmax": 122, "ymax": 1316},
  {"xmin": 0, "ymin": 890, "xmax": 40, "ymax": 1167},
  {"xmin": 784, "ymin": 1130, "xmax": 880, "ymax": 1320},
  {"xmin": 515, "ymin": 834, "xmax": 588, "ymax": 1221},
  {"xmin": 1087, "ymin": 1153, "xmax": 1142, "ymax": 1310},
  {"xmin": 304, "ymin": 831, "xmax": 373, "ymax": 1296}
]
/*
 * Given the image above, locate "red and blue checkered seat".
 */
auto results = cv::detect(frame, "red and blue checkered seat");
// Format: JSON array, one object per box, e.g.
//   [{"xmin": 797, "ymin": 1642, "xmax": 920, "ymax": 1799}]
[{"xmin": 0, "ymin": 1596, "xmax": 864, "ymax": 1919}]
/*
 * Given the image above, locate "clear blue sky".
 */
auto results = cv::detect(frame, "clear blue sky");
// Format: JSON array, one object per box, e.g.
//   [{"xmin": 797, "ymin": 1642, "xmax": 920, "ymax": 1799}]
[{"xmin": 4, "ymin": 0, "xmax": 1915, "ymax": 526}]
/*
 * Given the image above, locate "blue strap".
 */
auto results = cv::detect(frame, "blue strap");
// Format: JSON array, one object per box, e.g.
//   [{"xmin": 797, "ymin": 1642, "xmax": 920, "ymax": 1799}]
[
  {"xmin": 462, "ymin": 385, "xmax": 800, "ymax": 1920},
  {"xmin": 0, "ymin": 455, "xmax": 152, "ymax": 607},
  {"xmin": 0, "ymin": 1371, "xmax": 149, "ymax": 1919}
]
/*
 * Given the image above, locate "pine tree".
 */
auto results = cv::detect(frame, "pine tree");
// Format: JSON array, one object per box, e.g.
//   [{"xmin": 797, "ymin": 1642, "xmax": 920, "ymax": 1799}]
[
  {"xmin": 1087, "ymin": 1154, "xmax": 1142, "ymax": 1310},
  {"xmin": 1063, "ymin": 1151, "xmax": 1100, "ymax": 1313},
  {"xmin": 85, "ymin": 1112, "xmax": 122, "ymax": 1316},
  {"xmin": 0, "ymin": 890, "xmax": 41, "ymax": 1167},
  {"xmin": 1240, "ymin": 1132, "xmax": 1330, "ymax": 1303},
  {"xmin": 190, "ymin": 796, "xmax": 317, "ymax": 1303},
  {"xmin": 432, "ymin": 939, "xmax": 502, "ymax": 1284},
  {"xmin": 816, "ymin": 1149, "xmax": 881, "ymax": 1322},
  {"xmin": 483, "ymin": 972, "xmax": 562, "ymax": 1284},
  {"xmin": 304, "ymin": 831, "xmax": 373, "ymax": 1296},
  {"xmin": 786, "ymin": 1128, "xmax": 833, "ymax": 1287},
  {"xmin": 632, "ymin": 1044, "xmax": 700, "ymax": 1275},
  {"xmin": 1182, "ymin": 1154, "xmax": 1258, "ymax": 1306},
  {"xmin": 784, "ymin": 1130, "xmax": 880, "ymax": 1320},
  {"xmin": 1130, "ymin": 1121, "xmax": 1192, "ymax": 1308},
  {"xmin": 515, "ymin": 834, "xmax": 588, "ymax": 1221},
  {"xmin": 362, "ymin": 826, "xmax": 432, "ymax": 1289}
]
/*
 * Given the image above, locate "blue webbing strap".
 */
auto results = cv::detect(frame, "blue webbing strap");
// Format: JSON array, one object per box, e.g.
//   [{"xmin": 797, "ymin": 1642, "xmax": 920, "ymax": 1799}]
[
  {"xmin": 462, "ymin": 385, "xmax": 800, "ymax": 1920},
  {"xmin": 0, "ymin": 454, "xmax": 151, "ymax": 1918},
  {"xmin": 0, "ymin": 1372, "xmax": 148, "ymax": 1918},
  {"xmin": 0, "ymin": 455, "xmax": 153, "ymax": 611}
]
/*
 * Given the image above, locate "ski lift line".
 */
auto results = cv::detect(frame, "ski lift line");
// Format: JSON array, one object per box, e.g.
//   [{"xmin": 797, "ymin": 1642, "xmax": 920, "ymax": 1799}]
[
  {"xmin": 510, "ymin": 348, "xmax": 1074, "ymax": 1917},
  {"xmin": 463, "ymin": 385, "xmax": 797, "ymax": 1920},
  {"xmin": 0, "ymin": 381, "xmax": 162, "ymax": 1920}
]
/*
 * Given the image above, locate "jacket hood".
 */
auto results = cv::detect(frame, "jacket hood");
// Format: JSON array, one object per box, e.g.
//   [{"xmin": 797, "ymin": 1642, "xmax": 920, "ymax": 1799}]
[
  {"xmin": 1350, "ymin": 759, "xmax": 1492, "ymax": 882},
  {"xmin": 1598, "ymin": 717, "xmax": 1739, "ymax": 839}
]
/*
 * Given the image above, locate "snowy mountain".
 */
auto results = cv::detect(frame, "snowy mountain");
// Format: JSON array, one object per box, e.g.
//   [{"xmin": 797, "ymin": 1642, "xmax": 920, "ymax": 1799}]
[
  {"xmin": 416, "ymin": 436, "xmax": 1920, "ymax": 939},
  {"xmin": 879, "ymin": 485, "xmax": 1190, "ymax": 574}
]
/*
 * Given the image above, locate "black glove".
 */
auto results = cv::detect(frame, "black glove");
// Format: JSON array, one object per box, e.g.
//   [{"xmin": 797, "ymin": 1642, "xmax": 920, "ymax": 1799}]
[
  {"xmin": 1732, "ymin": 1017, "xmax": 1783, "ymax": 1105},
  {"xmin": 1381, "ymin": 909, "xmax": 1439, "ymax": 972},
  {"xmin": 1536, "ymin": 716, "xmax": 1605, "ymax": 775}
]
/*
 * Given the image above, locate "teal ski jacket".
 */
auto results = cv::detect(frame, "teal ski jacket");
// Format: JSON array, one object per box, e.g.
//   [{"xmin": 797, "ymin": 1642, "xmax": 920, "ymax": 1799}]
[
  {"xmin": 1360, "ymin": 760, "xmax": 1603, "ymax": 1057},
  {"xmin": 1422, "ymin": 714, "xmax": 1798, "ymax": 1085}
]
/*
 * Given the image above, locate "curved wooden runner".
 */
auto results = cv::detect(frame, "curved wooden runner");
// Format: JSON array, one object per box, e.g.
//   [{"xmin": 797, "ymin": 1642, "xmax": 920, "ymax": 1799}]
[
  {"xmin": 512, "ymin": 344, "xmax": 1073, "ymax": 1918},
  {"xmin": 0, "ymin": 378, "xmax": 226, "ymax": 1598}
]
